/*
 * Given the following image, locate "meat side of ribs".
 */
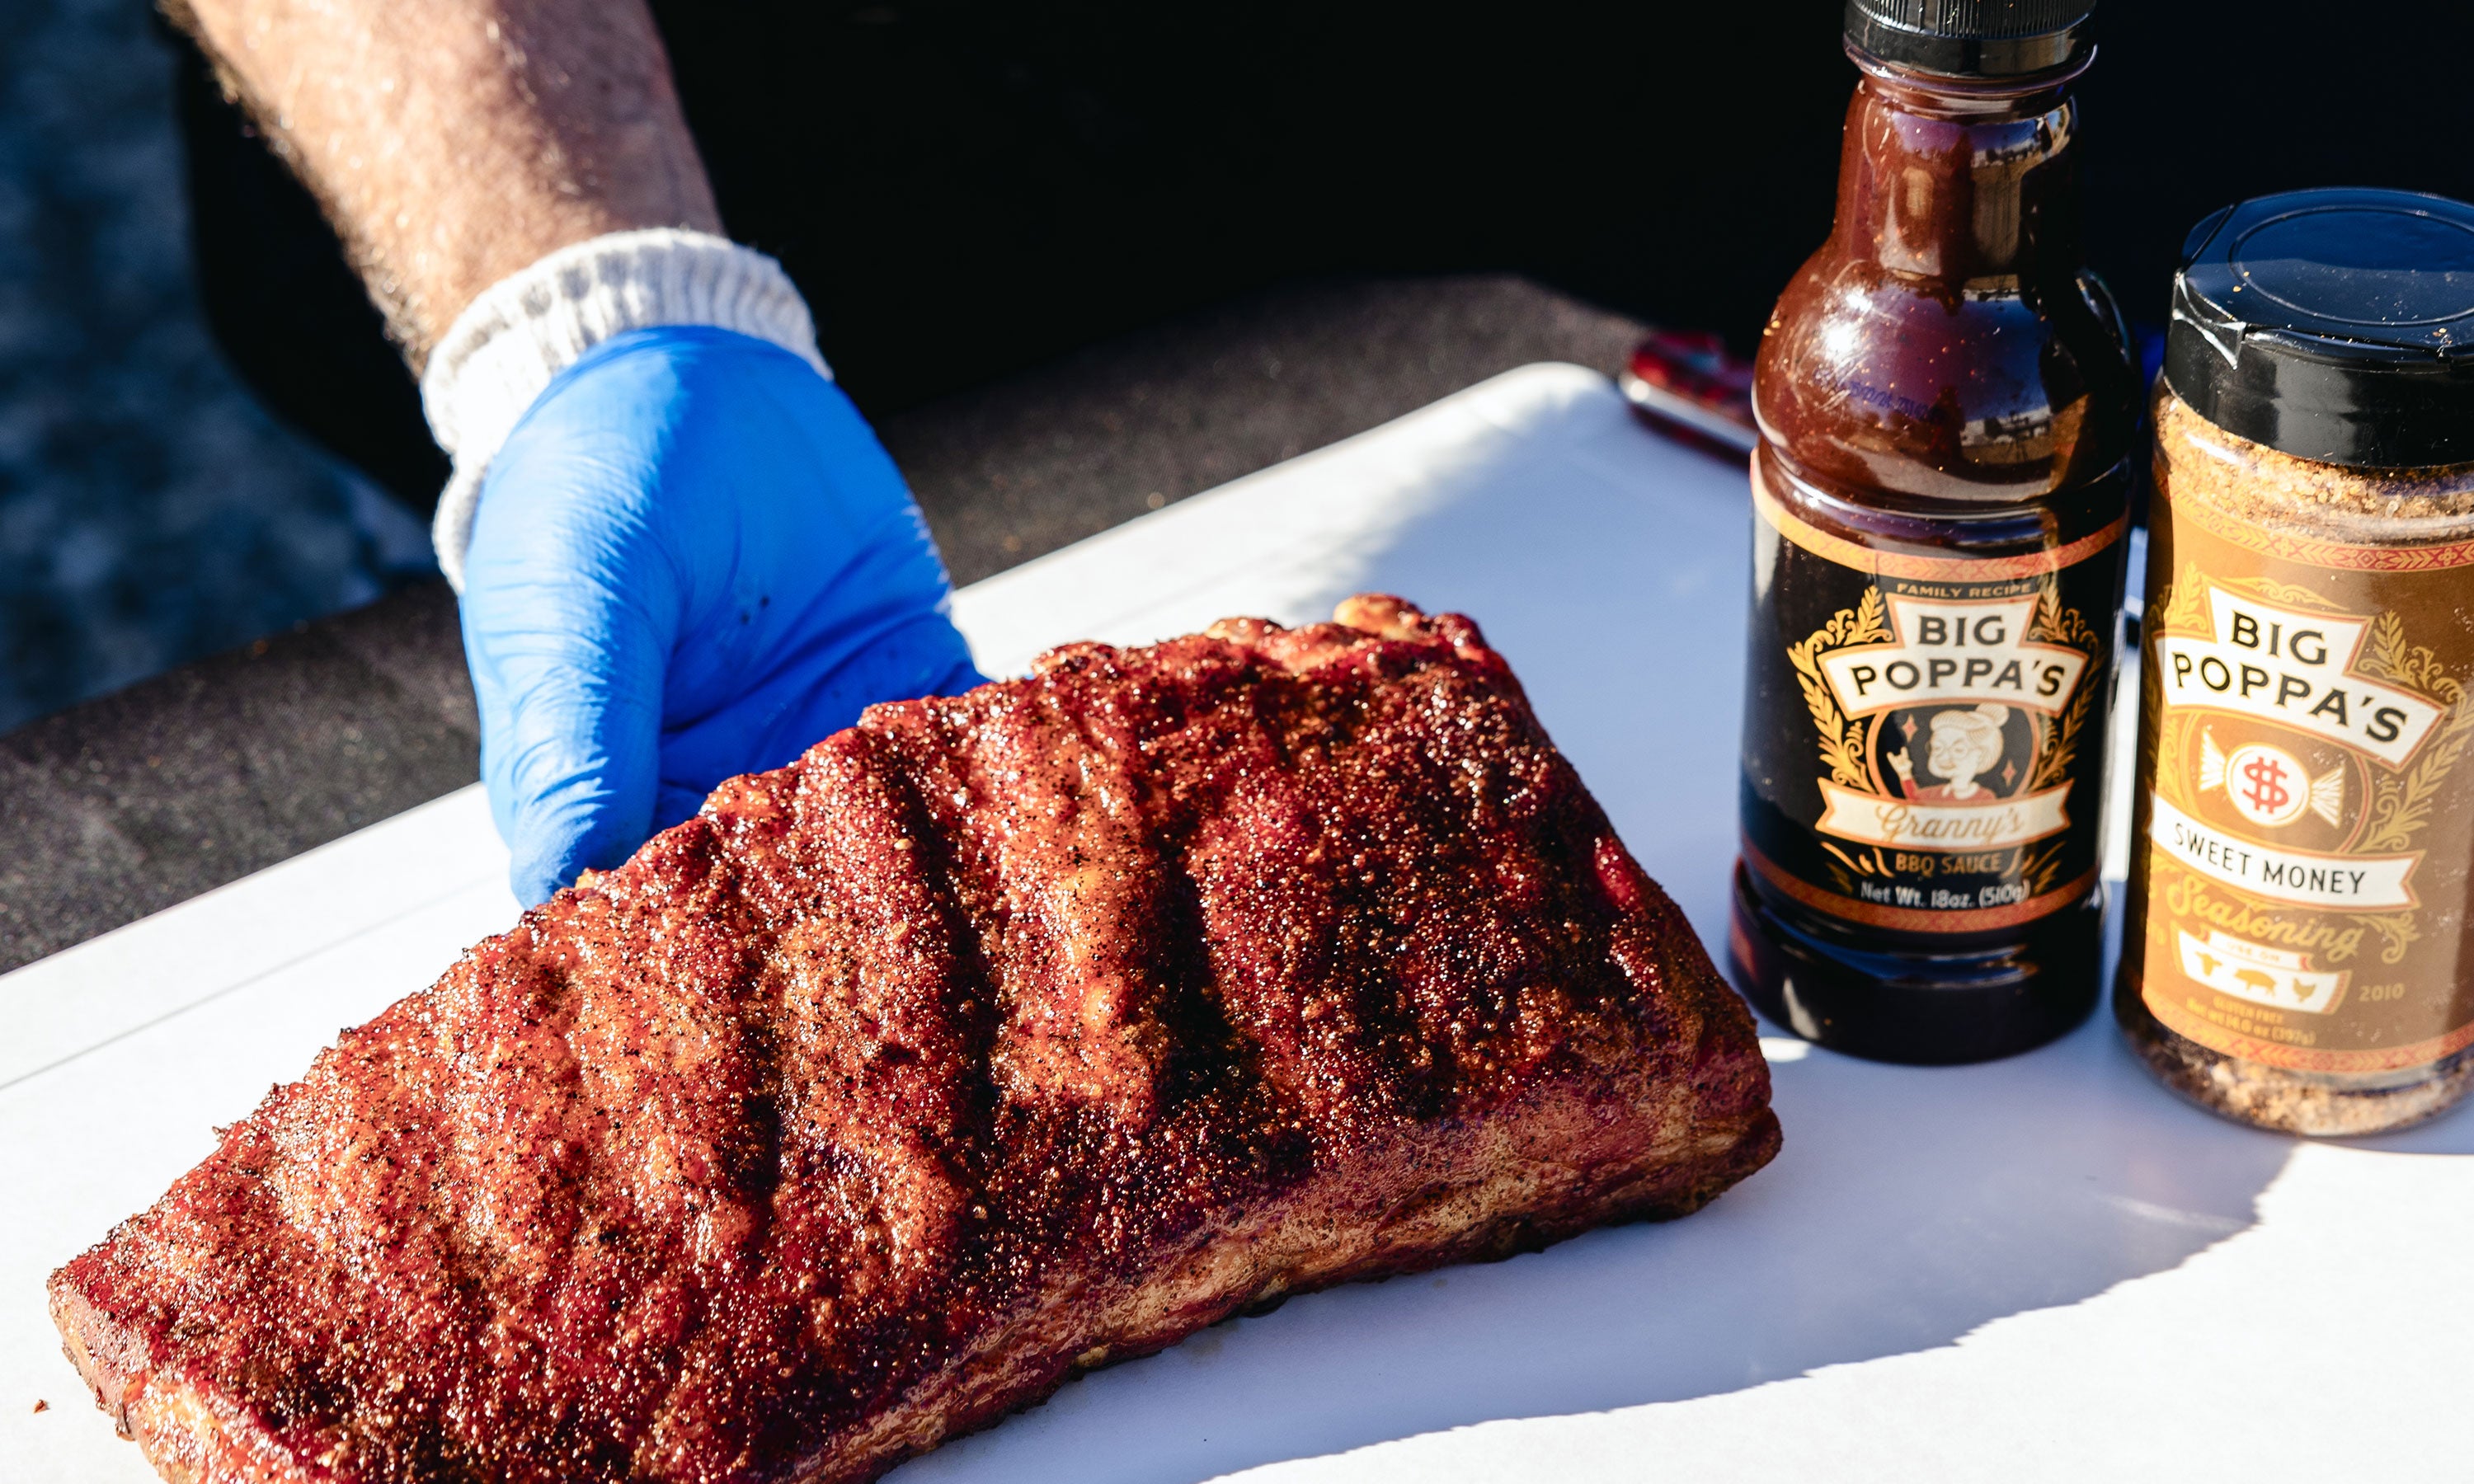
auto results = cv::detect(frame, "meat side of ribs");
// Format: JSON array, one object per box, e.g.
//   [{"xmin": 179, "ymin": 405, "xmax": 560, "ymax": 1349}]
[{"xmin": 51, "ymin": 595, "xmax": 1780, "ymax": 1484}]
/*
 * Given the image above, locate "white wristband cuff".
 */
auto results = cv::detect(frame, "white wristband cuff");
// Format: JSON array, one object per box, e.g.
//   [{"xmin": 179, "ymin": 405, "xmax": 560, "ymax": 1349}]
[{"xmin": 419, "ymin": 228, "xmax": 830, "ymax": 592}]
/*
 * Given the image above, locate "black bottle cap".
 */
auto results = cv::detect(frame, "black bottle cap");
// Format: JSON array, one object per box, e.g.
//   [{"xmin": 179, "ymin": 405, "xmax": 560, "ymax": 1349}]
[
  {"xmin": 2167, "ymin": 188, "xmax": 2474, "ymax": 470},
  {"xmin": 1842, "ymin": 0, "xmax": 2095, "ymax": 78}
]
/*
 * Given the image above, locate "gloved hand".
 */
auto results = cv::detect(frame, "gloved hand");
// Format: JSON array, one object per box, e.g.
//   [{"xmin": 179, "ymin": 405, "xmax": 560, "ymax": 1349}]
[{"xmin": 459, "ymin": 324, "xmax": 983, "ymax": 905}]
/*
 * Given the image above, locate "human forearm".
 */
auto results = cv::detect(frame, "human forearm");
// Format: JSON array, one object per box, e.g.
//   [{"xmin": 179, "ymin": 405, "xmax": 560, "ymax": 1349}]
[
  {"xmin": 167, "ymin": 0, "xmax": 720, "ymax": 367},
  {"xmin": 172, "ymin": 0, "xmax": 979, "ymax": 904}
]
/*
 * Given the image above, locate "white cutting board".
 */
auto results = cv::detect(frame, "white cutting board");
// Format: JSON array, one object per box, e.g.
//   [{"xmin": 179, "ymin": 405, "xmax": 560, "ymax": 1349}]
[{"xmin": 2, "ymin": 364, "xmax": 2466, "ymax": 1483}]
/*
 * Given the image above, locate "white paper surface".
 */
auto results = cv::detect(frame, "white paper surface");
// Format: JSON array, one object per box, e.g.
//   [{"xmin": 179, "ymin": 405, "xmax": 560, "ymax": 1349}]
[{"xmin": 3, "ymin": 364, "xmax": 2466, "ymax": 1483}]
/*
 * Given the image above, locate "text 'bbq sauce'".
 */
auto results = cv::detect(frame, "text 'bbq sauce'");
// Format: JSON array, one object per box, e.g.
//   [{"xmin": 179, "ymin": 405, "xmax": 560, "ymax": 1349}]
[{"xmin": 1729, "ymin": 0, "xmax": 2139, "ymax": 1064}]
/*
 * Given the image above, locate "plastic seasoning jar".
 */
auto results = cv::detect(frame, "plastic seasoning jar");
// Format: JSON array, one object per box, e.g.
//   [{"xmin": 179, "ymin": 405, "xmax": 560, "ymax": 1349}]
[{"xmin": 2119, "ymin": 188, "xmax": 2474, "ymax": 1134}]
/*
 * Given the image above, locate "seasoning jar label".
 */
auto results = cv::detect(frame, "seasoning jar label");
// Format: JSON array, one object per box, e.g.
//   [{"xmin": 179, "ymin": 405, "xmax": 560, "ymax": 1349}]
[
  {"xmin": 2129, "ymin": 486, "xmax": 2474, "ymax": 1074},
  {"xmin": 1739, "ymin": 467, "xmax": 2124, "ymax": 933}
]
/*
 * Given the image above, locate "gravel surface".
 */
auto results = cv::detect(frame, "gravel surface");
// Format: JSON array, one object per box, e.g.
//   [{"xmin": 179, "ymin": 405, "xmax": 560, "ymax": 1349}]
[
  {"xmin": 883, "ymin": 275, "xmax": 1644, "ymax": 587},
  {"xmin": 0, "ymin": 0, "xmax": 433, "ymax": 735}
]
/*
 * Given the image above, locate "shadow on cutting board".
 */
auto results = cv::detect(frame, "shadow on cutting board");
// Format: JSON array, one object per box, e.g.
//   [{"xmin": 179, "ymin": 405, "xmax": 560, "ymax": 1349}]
[
  {"xmin": 896, "ymin": 999, "xmax": 2311, "ymax": 1484},
  {"xmin": 893, "ymin": 377, "xmax": 2367, "ymax": 1484}
]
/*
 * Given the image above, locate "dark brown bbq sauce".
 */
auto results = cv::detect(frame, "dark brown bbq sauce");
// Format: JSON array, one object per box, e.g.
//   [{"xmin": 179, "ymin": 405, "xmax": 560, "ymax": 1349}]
[{"xmin": 1729, "ymin": 40, "xmax": 2139, "ymax": 1064}]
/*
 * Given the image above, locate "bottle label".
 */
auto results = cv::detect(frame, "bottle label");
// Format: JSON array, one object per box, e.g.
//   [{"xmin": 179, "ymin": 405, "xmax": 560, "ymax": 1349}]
[
  {"xmin": 2129, "ymin": 482, "xmax": 2474, "ymax": 1075},
  {"xmin": 1740, "ymin": 466, "xmax": 2124, "ymax": 933}
]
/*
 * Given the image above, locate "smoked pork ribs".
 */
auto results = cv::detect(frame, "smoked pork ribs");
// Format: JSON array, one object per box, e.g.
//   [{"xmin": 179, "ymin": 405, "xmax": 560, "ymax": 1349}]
[{"xmin": 51, "ymin": 595, "xmax": 1779, "ymax": 1484}]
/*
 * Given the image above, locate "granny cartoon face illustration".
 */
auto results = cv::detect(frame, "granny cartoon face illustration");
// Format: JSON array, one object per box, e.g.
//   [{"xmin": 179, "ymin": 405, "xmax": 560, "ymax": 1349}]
[{"xmin": 1887, "ymin": 703, "xmax": 2011, "ymax": 801}]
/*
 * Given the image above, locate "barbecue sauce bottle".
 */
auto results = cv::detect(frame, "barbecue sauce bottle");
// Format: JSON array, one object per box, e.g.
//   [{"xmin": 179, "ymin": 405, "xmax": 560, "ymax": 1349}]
[{"xmin": 1729, "ymin": 0, "xmax": 2138, "ymax": 1063}]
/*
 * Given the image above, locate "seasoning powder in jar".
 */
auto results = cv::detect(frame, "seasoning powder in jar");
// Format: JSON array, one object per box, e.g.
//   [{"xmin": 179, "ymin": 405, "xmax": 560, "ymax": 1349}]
[{"xmin": 2122, "ymin": 188, "xmax": 2474, "ymax": 1134}]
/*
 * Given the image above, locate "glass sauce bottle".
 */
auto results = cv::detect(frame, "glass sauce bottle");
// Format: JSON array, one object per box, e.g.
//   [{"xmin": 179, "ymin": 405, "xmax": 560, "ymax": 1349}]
[{"xmin": 1729, "ymin": 0, "xmax": 2139, "ymax": 1064}]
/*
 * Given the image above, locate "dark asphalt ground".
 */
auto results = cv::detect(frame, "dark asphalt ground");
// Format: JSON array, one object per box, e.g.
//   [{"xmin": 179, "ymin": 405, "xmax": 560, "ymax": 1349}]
[{"xmin": 0, "ymin": 271, "xmax": 1649, "ymax": 971}]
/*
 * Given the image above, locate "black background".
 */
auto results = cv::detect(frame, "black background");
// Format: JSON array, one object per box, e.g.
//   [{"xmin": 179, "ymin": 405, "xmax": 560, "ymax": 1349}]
[{"xmin": 179, "ymin": 2, "xmax": 2474, "ymax": 513}]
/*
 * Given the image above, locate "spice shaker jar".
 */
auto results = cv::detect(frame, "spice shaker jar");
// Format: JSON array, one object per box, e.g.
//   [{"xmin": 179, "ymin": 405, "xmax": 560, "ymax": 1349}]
[{"xmin": 2120, "ymin": 188, "xmax": 2474, "ymax": 1134}]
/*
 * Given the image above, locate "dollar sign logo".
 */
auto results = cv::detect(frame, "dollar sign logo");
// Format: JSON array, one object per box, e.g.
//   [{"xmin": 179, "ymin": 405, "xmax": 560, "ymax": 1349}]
[{"xmin": 2241, "ymin": 754, "xmax": 2291, "ymax": 816}]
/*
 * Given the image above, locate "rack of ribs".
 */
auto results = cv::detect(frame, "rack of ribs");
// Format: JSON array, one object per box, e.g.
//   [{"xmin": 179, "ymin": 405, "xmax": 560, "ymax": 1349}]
[{"xmin": 51, "ymin": 594, "xmax": 1779, "ymax": 1484}]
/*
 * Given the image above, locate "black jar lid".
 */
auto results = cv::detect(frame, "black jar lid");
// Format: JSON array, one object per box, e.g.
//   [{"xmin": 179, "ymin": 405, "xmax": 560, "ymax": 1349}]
[
  {"xmin": 2168, "ymin": 188, "xmax": 2474, "ymax": 469},
  {"xmin": 1842, "ymin": 0, "xmax": 2094, "ymax": 79}
]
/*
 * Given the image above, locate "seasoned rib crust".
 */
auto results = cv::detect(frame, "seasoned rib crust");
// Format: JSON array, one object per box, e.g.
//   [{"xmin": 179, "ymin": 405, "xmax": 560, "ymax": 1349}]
[{"xmin": 52, "ymin": 595, "xmax": 1778, "ymax": 1484}]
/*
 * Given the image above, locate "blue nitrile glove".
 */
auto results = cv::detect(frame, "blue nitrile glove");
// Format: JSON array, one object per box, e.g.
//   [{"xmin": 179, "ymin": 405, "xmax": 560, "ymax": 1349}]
[{"xmin": 459, "ymin": 325, "xmax": 983, "ymax": 905}]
